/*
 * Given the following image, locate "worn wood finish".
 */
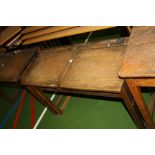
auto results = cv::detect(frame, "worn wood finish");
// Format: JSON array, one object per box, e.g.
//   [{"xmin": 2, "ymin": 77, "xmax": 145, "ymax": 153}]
[
  {"xmin": 127, "ymin": 79, "xmax": 155, "ymax": 128},
  {"xmin": 0, "ymin": 27, "xmax": 22, "ymax": 46},
  {"xmin": 21, "ymin": 26, "xmax": 49, "ymax": 34},
  {"xmin": 60, "ymin": 96, "xmax": 71, "ymax": 111},
  {"xmin": 0, "ymin": 49, "xmax": 36, "ymax": 82},
  {"xmin": 27, "ymin": 86, "xmax": 62, "ymax": 114},
  {"xmin": 120, "ymin": 82, "xmax": 145, "ymax": 128},
  {"xmin": 20, "ymin": 46, "xmax": 75, "ymax": 87},
  {"xmin": 22, "ymin": 26, "xmax": 78, "ymax": 40},
  {"xmin": 60, "ymin": 38, "xmax": 127, "ymax": 93},
  {"xmin": 22, "ymin": 26, "xmax": 114, "ymax": 45},
  {"xmin": 119, "ymin": 26, "xmax": 155, "ymax": 78}
]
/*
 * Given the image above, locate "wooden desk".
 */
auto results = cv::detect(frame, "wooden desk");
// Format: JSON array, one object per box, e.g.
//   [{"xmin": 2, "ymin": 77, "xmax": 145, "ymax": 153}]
[
  {"xmin": 21, "ymin": 37, "xmax": 145, "ymax": 128},
  {"xmin": 119, "ymin": 26, "xmax": 155, "ymax": 128}
]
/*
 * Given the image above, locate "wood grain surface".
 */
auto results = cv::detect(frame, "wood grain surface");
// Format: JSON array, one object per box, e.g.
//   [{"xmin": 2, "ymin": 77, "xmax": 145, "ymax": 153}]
[
  {"xmin": 60, "ymin": 38, "xmax": 127, "ymax": 93},
  {"xmin": 0, "ymin": 48, "xmax": 36, "ymax": 82},
  {"xmin": 22, "ymin": 26, "xmax": 114, "ymax": 45},
  {"xmin": 119, "ymin": 26, "xmax": 155, "ymax": 78},
  {"xmin": 21, "ymin": 26, "xmax": 48, "ymax": 34},
  {"xmin": 0, "ymin": 26, "xmax": 22, "ymax": 46},
  {"xmin": 21, "ymin": 26, "xmax": 78, "ymax": 40},
  {"xmin": 20, "ymin": 46, "xmax": 75, "ymax": 87}
]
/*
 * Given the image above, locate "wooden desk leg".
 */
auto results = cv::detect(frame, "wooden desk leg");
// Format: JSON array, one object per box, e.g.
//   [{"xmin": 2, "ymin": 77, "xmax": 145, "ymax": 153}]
[
  {"xmin": 126, "ymin": 79, "xmax": 155, "ymax": 129},
  {"xmin": 121, "ymin": 82, "xmax": 145, "ymax": 129},
  {"xmin": 27, "ymin": 86, "xmax": 62, "ymax": 115}
]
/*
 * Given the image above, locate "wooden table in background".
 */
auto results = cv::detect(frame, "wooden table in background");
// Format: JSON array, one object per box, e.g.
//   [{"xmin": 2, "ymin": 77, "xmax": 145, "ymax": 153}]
[{"xmin": 119, "ymin": 26, "xmax": 155, "ymax": 128}]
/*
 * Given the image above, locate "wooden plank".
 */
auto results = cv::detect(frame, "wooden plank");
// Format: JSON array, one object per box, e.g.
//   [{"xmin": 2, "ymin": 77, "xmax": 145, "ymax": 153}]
[
  {"xmin": 0, "ymin": 26, "xmax": 22, "ymax": 46},
  {"xmin": 0, "ymin": 48, "xmax": 36, "ymax": 82},
  {"xmin": 60, "ymin": 38, "xmax": 127, "ymax": 93},
  {"xmin": 119, "ymin": 26, "xmax": 155, "ymax": 78},
  {"xmin": 22, "ymin": 26, "xmax": 114, "ymax": 45},
  {"xmin": 20, "ymin": 46, "xmax": 74, "ymax": 87},
  {"xmin": 22, "ymin": 26, "xmax": 78, "ymax": 40},
  {"xmin": 21, "ymin": 26, "xmax": 49, "ymax": 34}
]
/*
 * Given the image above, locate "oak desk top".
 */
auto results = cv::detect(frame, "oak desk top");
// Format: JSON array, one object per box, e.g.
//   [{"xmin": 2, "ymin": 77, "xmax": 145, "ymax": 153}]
[
  {"xmin": 119, "ymin": 26, "xmax": 155, "ymax": 78},
  {"xmin": 20, "ymin": 46, "xmax": 75, "ymax": 88},
  {"xmin": 60, "ymin": 38, "xmax": 128, "ymax": 93},
  {"xmin": 0, "ymin": 49, "xmax": 36, "ymax": 83}
]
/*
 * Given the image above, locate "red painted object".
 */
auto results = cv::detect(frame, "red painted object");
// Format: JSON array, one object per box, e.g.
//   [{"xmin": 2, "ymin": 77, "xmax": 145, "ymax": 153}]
[{"xmin": 30, "ymin": 95, "xmax": 35, "ymax": 128}]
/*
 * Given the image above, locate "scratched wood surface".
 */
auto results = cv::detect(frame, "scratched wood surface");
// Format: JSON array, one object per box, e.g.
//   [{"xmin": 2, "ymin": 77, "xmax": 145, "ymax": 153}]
[
  {"xmin": 20, "ymin": 46, "xmax": 75, "ymax": 88},
  {"xmin": 0, "ymin": 49, "xmax": 36, "ymax": 82},
  {"xmin": 119, "ymin": 26, "xmax": 155, "ymax": 78},
  {"xmin": 60, "ymin": 38, "xmax": 128, "ymax": 93},
  {"xmin": 0, "ymin": 26, "xmax": 22, "ymax": 46}
]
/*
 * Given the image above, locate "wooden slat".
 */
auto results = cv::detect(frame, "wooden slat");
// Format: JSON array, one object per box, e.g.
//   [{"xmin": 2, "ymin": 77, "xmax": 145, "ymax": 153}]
[
  {"xmin": 23, "ymin": 26, "xmax": 114, "ymax": 45},
  {"xmin": 22, "ymin": 26, "xmax": 78, "ymax": 40},
  {"xmin": 21, "ymin": 26, "xmax": 49, "ymax": 34},
  {"xmin": 0, "ymin": 26, "xmax": 22, "ymax": 46},
  {"xmin": 149, "ymin": 92, "xmax": 155, "ymax": 116}
]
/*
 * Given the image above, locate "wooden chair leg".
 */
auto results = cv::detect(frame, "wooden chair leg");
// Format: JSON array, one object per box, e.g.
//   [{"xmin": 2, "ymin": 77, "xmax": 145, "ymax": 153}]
[
  {"xmin": 120, "ymin": 82, "xmax": 145, "ymax": 129},
  {"xmin": 127, "ymin": 79, "xmax": 155, "ymax": 129},
  {"xmin": 27, "ymin": 86, "xmax": 62, "ymax": 115}
]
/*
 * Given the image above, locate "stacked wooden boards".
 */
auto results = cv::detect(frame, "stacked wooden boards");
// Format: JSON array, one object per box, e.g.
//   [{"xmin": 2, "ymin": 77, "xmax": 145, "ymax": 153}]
[{"xmin": 20, "ymin": 26, "xmax": 115, "ymax": 45}]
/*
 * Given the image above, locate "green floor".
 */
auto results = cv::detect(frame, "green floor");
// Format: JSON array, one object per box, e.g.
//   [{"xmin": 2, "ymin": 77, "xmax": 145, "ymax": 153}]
[{"xmin": 0, "ymin": 86, "xmax": 154, "ymax": 129}]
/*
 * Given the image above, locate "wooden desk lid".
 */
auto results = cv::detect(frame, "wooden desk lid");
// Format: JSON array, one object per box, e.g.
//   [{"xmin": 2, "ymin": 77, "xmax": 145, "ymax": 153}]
[
  {"xmin": 60, "ymin": 38, "xmax": 128, "ymax": 93},
  {"xmin": 119, "ymin": 26, "xmax": 155, "ymax": 78},
  {"xmin": 20, "ymin": 45, "xmax": 74, "ymax": 88},
  {"xmin": 0, "ymin": 48, "xmax": 36, "ymax": 82}
]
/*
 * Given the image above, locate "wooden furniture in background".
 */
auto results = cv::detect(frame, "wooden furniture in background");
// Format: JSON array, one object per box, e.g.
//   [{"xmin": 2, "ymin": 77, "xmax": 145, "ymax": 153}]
[
  {"xmin": 20, "ymin": 37, "xmax": 145, "ymax": 128},
  {"xmin": 22, "ymin": 26, "xmax": 114, "ymax": 45},
  {"xmin": 119, "ymin": 26, "xmax": 155, "ymax": 128},
  {"xmin": 0, "ymin": 26, "xmax": 22, "ymax": 46}
]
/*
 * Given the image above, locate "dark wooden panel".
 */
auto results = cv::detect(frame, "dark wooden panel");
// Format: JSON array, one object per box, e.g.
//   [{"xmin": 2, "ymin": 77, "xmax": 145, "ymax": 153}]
[
  {"xmin": 119, "ymin": 26, "xmax": 155, "ymax": 78},
  {"xmin": 0, "ymin": 48, "xmax": 36, "ymax": 82}
]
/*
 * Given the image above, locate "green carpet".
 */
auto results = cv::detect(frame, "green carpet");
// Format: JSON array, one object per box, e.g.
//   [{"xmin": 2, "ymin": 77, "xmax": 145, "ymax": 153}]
[{"xmin": 0, "ymin": 86, "xmax": 143, "ymax": 129}]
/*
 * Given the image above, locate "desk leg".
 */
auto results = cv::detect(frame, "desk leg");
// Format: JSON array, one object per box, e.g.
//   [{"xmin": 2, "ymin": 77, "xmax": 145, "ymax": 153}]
[
  {"xmin": 27, "ymin": 86, "xmax": 62, "ymax": 115},
  {"xmin": 126, "ymin": 79, "xmax": 155, "ymax": 129},
  {"xmin": 121, "ymin": 82, "xmax": 145, "ymax": 129}
]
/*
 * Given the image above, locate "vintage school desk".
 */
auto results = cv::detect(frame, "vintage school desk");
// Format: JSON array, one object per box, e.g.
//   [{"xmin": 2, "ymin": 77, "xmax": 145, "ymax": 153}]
[
  {"xmin": 20, "ymin": 37, "xmax": 145, "ymax": 128},
  {"xmin": 0, "ymin": 48, "xmax": 36, "ymax": 103},
  {"xmin": 119, "ymin": 26, "xmax": 155, "ymax": 128}
]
